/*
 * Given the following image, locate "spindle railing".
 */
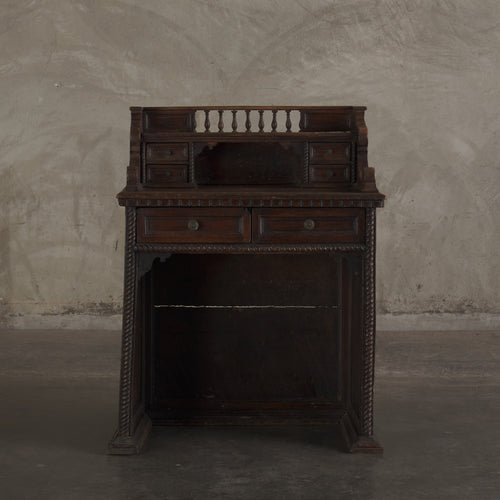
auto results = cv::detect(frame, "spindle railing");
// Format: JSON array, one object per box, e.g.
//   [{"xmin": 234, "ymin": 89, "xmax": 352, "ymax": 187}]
[{"xmin": 194, "ymin": 108, "xmax": 303, "ymax": 133}]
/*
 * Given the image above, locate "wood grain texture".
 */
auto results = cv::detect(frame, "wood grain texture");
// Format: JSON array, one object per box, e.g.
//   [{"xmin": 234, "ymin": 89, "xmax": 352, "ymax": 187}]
[
  {"xmin": 137, "ymin": 208, "xmax": 251, "ymax": 243},
  {"xmin": 144, "ymin": 165, "xmax": 188, "ymax": 187},
  {"xmin": 145, "ymin": 143, "xmax": 188, "ymax": 163},
  {"xmin": 252, "ymin": 208, "xmax": 364, "ymax": 244},
  {"xmin": 309, "ymin": 142, "xmax": 351, "ymax": 163}
]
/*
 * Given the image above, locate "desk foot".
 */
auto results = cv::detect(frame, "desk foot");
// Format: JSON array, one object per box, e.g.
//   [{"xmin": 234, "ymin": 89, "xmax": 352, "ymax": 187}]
[
  {"xmin": 339, "ymin": 412, "xmax": 383, "ymax": 454},
  {"xmin": 108, "ymin": 413, "xmax": 152, "ymax": 455},
  {"xmin": 348, "ymin": 435, "xmax": 383, "ymax": 454}
]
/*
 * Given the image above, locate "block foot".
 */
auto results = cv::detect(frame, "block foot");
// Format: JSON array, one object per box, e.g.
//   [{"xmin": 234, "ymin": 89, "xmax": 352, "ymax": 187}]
[
  {"xmin": 108, "ymin": 413, "xmax": 152, "ymax": 455},
  {"xmin": 339, "ymin": 412, "xmax": 383, "ymax": 454}
]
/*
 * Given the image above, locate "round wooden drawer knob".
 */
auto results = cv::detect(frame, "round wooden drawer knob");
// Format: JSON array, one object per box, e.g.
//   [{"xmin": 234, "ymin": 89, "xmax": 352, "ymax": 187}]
[
  {"xmin": 304, "ymin": 219, "xmax": 315, "ymax": 230},
  {"xmin": 188, "ymin": 220, "xmax": 200, "ymax": 231}
]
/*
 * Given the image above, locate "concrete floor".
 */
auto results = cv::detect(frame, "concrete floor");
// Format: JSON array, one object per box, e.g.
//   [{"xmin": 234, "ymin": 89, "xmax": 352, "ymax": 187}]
[{"xmin": 0, "ymin": 329, "xmax": 498, "ymax": 500}]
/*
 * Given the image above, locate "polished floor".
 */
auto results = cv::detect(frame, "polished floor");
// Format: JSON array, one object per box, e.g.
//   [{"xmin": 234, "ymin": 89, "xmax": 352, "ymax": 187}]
[{"xmin": 0, "ymin": 329, "xmax": 498, "ymax": 499}]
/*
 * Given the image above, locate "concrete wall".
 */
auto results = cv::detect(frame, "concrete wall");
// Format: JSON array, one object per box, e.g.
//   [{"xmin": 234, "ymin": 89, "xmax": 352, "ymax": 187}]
[{"xmin": 1, "ymin": 0, "xmax": 499, "ymax": 329}]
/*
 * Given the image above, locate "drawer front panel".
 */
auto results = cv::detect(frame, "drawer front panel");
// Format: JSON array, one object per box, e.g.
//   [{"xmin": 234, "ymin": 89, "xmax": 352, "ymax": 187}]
[
  {"xmin": 137, "ymin": 208, "xmax": 251, "ymax": 243},
  {"xmin": 253, "ymin": 209, "xmax": 364, "ymax": 244},
  {"xmin": 309, "ymin": 165, "xmax": 350, "ymax": 185},
  {"xmin": 144, "ymin": 165, "xmax": 188, "ymax": 186},
  {"xmin": 309, "ymin": 142, "xmax": 350, "ymax": 164},
  {"xmin": 146, "ymin": 143, "xmax": 189, "ymax": 163}
]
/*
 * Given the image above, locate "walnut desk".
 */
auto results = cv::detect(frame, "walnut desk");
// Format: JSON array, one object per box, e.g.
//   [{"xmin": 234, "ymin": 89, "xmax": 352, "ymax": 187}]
[{"xmin": 109, "ymin": 106, "xmax": 385, "ymax": 454}]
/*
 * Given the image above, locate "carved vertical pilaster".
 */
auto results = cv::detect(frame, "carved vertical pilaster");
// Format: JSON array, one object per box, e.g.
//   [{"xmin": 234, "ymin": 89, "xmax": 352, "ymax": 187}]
[
  {"xmin": 109, "ymin": 206, "xmax": 152, "ymax": 454},
  {"xmin": 361, "ymin": 207, "xmax": 376, "ymax": 436},
  {"xmin": 303, "ymin": 142, "xmax": 309, "ymax": 185},
  {"xmin": 118, "ymin": 207, "xmax": 137, "ymax": 438}
]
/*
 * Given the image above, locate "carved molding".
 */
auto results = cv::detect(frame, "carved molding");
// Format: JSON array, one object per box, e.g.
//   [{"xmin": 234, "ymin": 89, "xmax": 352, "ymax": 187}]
[
  {"xmin": 120, "ymin": 198, "xmax": 384, "ymax": 208},
  {"xmin": 118, "ymin": 207, "xmax": 137, "ymax": 438},
  {"xmin": 134, "ymin": 243, "xmax": 366, "ymax": 254},
  {"xmin": 361, "ymin": 207, "xmax": 376, "ymax": 436}
]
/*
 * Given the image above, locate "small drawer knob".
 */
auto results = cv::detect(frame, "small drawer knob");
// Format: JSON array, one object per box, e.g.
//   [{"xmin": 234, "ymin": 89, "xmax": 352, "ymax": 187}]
[
  {"xmin": 188, "ymin": 220, "xmax": 199, "ymax": 231},
  {"xmin": 327, "ymin": 170, "xmax": 334, "ymax": 178},
  {"xmin": 326, "ymin": 148, "xmax": 333, "ymax": 155},
  {"xmin": 304, "ymin": 219, "xmax": 315, "ymax": 230},
  {"xmin": 165, "ymin": 170, "xmax": 171, "ymax": 177},
  {"xmin": 165, "ymin": 150, "xmax": 173, "ymax": 156}
]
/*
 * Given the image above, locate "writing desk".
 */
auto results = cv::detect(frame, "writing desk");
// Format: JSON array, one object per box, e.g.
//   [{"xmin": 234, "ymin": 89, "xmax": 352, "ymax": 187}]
[{"xmin": 109, "ymin": 106, "xmax": 385, "ymax": 454}]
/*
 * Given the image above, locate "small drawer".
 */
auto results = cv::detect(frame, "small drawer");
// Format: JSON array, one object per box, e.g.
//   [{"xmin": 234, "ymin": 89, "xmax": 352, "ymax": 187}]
[
  {"xmin": 146, "ymin": 143, "xmax": 188, "ymax": 163},
  {"xmin": 252, "ymin": 208, "xmax": 364, "ymax": 244},
  {"xmin": 144, "ymin": 165, "xmax": 188, "ymax": 186},
  {"xmin": 137, "ymin": 208, "xmax": 251, "ymax": 243},
  {"xmin": 309, "ymin": 165, "xmax": 350, "ymax": 185},
  {"xmin": 309, "ymin": 142, "xmax": 350, "ymax": 164}
]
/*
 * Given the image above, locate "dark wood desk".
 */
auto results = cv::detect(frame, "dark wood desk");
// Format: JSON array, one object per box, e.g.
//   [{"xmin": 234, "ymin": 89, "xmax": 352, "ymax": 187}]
[{"xmin": 109, "ymin": 107, "xmax": 385, "ymax": 454}]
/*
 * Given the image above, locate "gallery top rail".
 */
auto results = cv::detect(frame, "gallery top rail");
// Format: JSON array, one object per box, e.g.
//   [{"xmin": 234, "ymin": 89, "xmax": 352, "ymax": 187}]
[{"xmin": 132, "ymin": 106, "xmax": 368, "ymax": 134}]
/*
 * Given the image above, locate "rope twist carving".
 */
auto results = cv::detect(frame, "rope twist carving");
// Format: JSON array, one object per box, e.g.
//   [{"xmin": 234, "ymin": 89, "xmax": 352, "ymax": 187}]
[
  {"xmin": 118, "ymin": 207, "xmax": 137, "ymax": 437},
  {"xmin": 361, "ymin": 208, "xmax": 376, "ymax": 436},
  {"xmin": 134, "ymin": 243, "xmax": 366, "ymax": 254}
]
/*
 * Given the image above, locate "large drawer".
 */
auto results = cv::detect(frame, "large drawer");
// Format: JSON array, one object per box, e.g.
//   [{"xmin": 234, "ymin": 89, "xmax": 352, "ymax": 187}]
[
  {"xmin": 137, "ymin": 208, "xmax": 251, "ymax": 243},
  {"xmin": 252, "ymin": 208, "xmax": 365, "ymax": 244}
]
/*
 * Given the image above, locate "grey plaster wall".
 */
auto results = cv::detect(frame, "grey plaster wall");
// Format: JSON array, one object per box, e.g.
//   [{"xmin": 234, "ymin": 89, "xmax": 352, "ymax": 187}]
[{"xmin": 1, "ymin": 0, "xmax": 499, "ymax": 329}]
